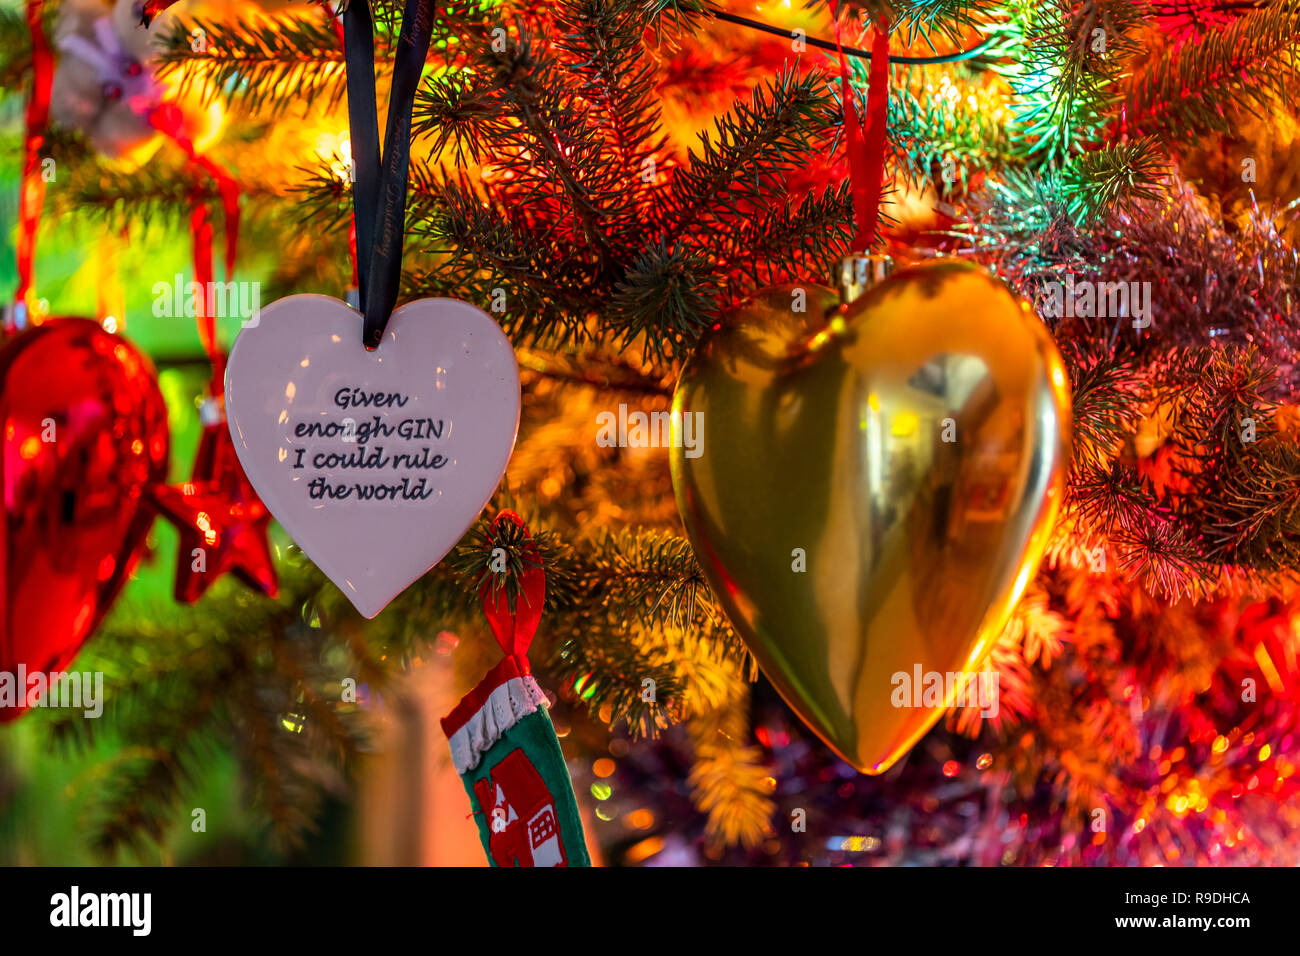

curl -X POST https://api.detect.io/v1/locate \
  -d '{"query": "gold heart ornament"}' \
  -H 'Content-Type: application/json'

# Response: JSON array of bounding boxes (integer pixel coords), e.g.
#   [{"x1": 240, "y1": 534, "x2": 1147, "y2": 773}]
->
[{"x1": 671, "y1": 259, "x2": 1071, "y2": 774}]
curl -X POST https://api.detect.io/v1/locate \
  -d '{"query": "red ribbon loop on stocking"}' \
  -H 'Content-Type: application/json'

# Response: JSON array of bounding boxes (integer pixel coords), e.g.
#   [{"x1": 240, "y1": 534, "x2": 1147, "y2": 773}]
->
[
  {"x1": 479, "y1": 511, "x2": 546, "y2": 664},
  {"x1": 829, "y1": 3, "x2": 891, "y2": 252}
]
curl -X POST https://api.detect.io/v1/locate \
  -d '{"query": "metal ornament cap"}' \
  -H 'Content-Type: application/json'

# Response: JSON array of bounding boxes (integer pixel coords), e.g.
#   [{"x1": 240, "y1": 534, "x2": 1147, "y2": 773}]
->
[
  {"x1": 837, "y1": 254, "x2": 895, "y2": 304},
  {"x1": 670, "y1": 260, "x2": 1071, "y2": 774},
  {"x1": 225, "y1": 294, "x2": 520, "y2": 618}
]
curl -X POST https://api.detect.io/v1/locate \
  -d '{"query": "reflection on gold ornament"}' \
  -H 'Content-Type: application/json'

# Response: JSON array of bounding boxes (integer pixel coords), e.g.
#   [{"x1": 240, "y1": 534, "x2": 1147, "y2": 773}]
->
[{"x1": 671, "y1": 259, "x2": 1071, "y2": 774}]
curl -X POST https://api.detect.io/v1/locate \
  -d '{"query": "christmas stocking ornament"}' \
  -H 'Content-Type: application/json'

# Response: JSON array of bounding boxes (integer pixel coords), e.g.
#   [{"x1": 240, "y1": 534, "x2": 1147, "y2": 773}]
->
[{"x1": 441, "y1": 512, "x2": 590, "y2": 867}]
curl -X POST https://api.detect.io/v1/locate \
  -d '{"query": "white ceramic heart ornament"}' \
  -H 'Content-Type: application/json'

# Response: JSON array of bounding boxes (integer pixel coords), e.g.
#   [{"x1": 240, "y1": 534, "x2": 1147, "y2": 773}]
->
[{"x1": 225, "y1": 294, "x2": 520, "y2": 618}]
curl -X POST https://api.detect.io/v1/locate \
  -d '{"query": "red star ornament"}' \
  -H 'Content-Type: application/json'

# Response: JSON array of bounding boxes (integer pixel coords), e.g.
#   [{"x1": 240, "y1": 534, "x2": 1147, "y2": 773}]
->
[{"x1": 152, "y1": 399, "x2": 278, "y2": 602}]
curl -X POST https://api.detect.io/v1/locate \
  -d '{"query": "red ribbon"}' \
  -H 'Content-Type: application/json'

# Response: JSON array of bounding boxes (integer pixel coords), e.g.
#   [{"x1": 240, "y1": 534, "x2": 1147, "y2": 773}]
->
[
  {"x1": 189, "y1": 201, "x2": 225, "y2": 394},
  {"x1": 135, "y1": 1, "x2": 240, "y2": 395},
  {"x1": 14, "y1": 0, "x2": 53, "y2": 323},
  {"x1": 479, "y1": 511, "x2": 546, "y2": 663},
  {"x1": 829, "y1": 3, "x2": 891, "y2": 252},
  {"x1": 150, "y1": 105, "x2": 241, "y2": 282},
  {"x1": 149, "y1": 104, "x2": 239, "y2": 397}
]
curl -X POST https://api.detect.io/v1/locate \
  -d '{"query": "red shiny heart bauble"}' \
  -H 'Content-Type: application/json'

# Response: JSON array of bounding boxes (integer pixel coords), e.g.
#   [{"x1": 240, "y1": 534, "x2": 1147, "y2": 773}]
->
[{"x1": 0, "y1": 318, "x2": 168, "y2": 720}]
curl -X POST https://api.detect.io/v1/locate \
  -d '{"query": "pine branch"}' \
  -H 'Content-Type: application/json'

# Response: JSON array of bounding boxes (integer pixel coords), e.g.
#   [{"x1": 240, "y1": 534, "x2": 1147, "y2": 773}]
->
[
  {"x1": 552, "y1": 0, "x2": 669, "y2": 247},
  {"x1": 642, "y1": 0, "x2": 710, "y2": 37},
  {"x1": 687, "y1": 693, "x2": 775, "y2": 850},
  {"x1": 475, "y1": 18, "x2": 623, "y2": 268},
  {"x1": 1125, "y1": 0, "x2": 1300, "y2": 137},
  {"x1": 414, "y1": 172, "x2": 603, "y2": 344},
  {"x1": 660, "y1": 67, "x2": 838, "y2": 241},
  {"x1": 153, "y1": 13, "x2": 354, "y2": 112},
  {"x1": 434, "y1": 509, "x2": 751, "y2": 735},
  {"x1": 967, "y1": 169, "x2": 1300, "y2": 599},
  {"x1": 1166, "y1": 348, "x2": 1300, "y2": 572},
  {"x1": 724, "y1": 182, "x2": 855, "y2": 288},
  {"x1": 290, "y1": 160, "x2": 361, "y2": 235},
  {"x1": 582, "y1": 528, "x2": 726, "y2": 629},
  {"x1": 1069, "y1": 460, "x2": 1163, "y2": 540},
  {"x1": 515, "y1": 346, "x2": 675, "y2": 397},
  {"x1": 1059, "y1": 135, "x2": 1167, "y2": 222},
  {"x1": 446, "y1": 514, "x2": 731, "y2": 635},
  {"x1": 0, "y1": 5, "x2": 34, "y2": 94},
  {"x1": 892, "y1": 0, "x2": 1004, "y2": 47},
  {"x1": 79, "y1": 733, "x2": 214, "y2": 861},
  {"x1": 412, "y1": 70, "x2": 511, "y2": 166},
  {"x1": 43, "y1": 561, "x2": 369, "y2": 859},
  {"x1": 548, "y1": 621, "x2": 686, "y2": 737},
  {"x1": 606, "y1": 240, "x2": 719, "y2": 355},
  {"x1": 1113, "y1": 518, "x2": 1207, "y2": 599},
  {"x1": 61, "y1": 159, "x2": 275, "y2": 233},
  {"x1": 1063, "y1": 349, "x2": 1147, "y2": 473},
  {"x1": 990, "y1": 0, "x2": 1150, "y2": 158},
  {"x1": 884, "y1": 67, "x2": 1019, "y2": 189},
  {"x1": 409, "y1": 5, "x2": 857, "y2": 361}
]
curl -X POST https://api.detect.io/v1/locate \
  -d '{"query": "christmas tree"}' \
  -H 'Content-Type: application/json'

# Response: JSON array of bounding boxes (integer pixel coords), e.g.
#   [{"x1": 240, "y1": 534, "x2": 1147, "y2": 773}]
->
[{"x1": 2, "y1": 0, "x2": 1300, "y2": 867}]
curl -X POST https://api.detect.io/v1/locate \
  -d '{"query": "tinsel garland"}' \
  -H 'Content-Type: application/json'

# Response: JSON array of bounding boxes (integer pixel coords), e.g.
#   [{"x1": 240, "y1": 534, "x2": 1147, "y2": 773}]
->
[{"x1": 969, "y1": 174, "x2": 1300, "y2": 391}]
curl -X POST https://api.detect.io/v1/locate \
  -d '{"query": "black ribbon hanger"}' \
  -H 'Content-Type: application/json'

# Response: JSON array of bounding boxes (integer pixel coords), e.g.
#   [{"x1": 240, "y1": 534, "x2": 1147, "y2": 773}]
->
[{"x1": 342, "y1": 0, "x2": 434, "y2": 349}]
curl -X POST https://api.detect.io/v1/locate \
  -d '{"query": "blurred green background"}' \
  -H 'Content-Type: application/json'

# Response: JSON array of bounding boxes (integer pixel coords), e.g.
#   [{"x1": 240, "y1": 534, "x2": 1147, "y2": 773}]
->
[{"x1": 0, "y1": 77, "x2": 347, "y2": 863}]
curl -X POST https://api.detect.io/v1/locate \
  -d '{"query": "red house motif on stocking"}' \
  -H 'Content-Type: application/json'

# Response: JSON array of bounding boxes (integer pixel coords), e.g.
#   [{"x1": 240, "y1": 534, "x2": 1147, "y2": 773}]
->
[{"x1": 473, "y1": 748, "x2": 567, "y2": 867}]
